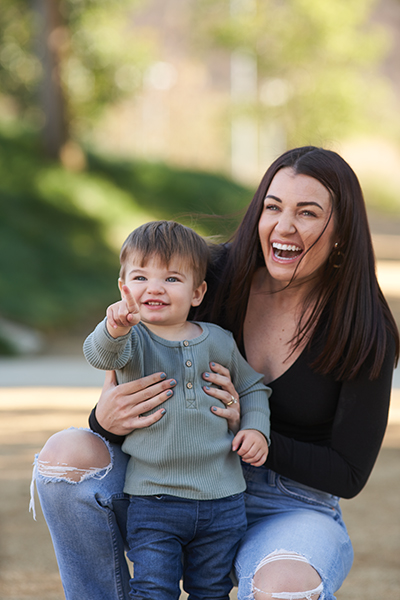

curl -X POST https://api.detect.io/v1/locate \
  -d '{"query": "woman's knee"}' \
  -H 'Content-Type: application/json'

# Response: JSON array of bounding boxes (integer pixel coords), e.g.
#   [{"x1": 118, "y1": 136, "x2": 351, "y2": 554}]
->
[
  {"x1": 252, "y1": 552, "x2": 322, "y2": 600},
  {"x1": 37, "y1": 429, "x2": 111, "y2": 482}
]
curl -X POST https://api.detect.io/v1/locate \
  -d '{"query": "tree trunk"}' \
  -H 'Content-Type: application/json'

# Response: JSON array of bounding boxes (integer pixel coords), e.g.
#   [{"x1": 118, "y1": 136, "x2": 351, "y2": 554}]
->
[{"x1": 34, "y1": 0, "x2": 68, "y2": 159}]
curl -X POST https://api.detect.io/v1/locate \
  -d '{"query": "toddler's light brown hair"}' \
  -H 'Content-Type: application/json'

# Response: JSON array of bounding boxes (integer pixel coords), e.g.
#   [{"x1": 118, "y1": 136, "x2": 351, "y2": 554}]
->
[{"x1": 119, "y1": 221, "x2": 210, "y2": 288}]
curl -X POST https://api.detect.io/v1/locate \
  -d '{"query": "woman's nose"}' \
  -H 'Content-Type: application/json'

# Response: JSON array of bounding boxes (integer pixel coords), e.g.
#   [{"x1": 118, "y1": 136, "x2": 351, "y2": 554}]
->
[{"x1": 274, "y1": 211, "x2": 296, "y2": 235}]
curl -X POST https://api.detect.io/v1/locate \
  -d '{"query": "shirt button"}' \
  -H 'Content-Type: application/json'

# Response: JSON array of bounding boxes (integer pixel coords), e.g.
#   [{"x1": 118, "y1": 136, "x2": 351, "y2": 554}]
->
[
  {"x1": 183, "y1": 340, "x2": 189, "y2": 347},
  {"x1": 186, "y1": 382, "x2": 193, "y2": 389},
  {"x1": 185, "y1": 360, "x2": 192, "y2": 367}
]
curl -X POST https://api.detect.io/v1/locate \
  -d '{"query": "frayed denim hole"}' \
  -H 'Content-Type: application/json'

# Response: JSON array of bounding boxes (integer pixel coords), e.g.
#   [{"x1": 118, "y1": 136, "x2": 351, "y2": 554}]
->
[
  {"x1": 29, "y1": 431, "x2": 114, "y2": 520},
  {"x1": 251, "y1": 551, "x2": 324, "y2": 600}
]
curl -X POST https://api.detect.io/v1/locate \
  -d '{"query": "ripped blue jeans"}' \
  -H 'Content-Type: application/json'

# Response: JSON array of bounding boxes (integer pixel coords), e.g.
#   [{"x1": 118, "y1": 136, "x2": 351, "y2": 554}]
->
[
  {"x1": 32, "y1": 432, "x2": 353, "y2": 600},
  {"x1": 235, "y1": 464, "x2": 354, "y2": 600},
  {"x1": 32, "y1": 432, "x2": 131, "y2": 600}
]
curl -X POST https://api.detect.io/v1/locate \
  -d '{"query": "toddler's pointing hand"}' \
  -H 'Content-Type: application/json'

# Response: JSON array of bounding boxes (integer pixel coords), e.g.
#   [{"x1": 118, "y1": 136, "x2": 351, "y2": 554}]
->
[{"x1": 106, "y1": 285, "x2": 140, "y2": 337}]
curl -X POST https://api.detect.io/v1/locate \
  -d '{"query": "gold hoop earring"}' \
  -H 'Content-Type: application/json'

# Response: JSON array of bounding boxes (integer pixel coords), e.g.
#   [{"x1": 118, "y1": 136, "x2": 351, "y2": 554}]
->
[{"x1": 329, "y1": 242, "x2": 343, "y2": 269}]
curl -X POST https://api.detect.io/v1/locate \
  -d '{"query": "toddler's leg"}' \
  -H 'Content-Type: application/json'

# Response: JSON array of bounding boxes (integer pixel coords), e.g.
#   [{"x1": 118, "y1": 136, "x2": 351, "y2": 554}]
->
[
  {"x1": 126, "y1": 496, "x2": 183, "y2": 600},
  {"x1": 183, "y1": 493, "x2": 247, "y2": 600}
]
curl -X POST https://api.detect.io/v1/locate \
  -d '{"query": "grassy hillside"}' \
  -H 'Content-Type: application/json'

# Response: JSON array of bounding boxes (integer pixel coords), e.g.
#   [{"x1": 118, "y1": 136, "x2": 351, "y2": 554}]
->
[{"x1": 0, "y1": 128, "x2": 251, "y2": 352}]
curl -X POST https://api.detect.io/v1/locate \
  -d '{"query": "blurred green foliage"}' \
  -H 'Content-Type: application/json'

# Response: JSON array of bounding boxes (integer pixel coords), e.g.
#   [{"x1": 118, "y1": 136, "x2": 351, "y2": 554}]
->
[
  {"x1": 194, "y1": 0, "x2": 392, "y2": 145},
  {"x1": 58, "y1": 0, "x2": 154, "y2": 135},
  {"x1": 0, "y1": 129, "x2": 118, "y2": 333},
  {"x1": 0, "y1": 0, "x2": 38, "y2": 108},
  {"x1": 1, "y1": 0, "x2": 394, "y2": 156},
  {"x1": 0, "y1": 127, "x2": 251, "y2": 350},
  {"x1": 85, "y1": 152, "x2": 251, "y2": 236},
  {"x1": 0, "y1": 0, "x2": 153, "y2": 136}
]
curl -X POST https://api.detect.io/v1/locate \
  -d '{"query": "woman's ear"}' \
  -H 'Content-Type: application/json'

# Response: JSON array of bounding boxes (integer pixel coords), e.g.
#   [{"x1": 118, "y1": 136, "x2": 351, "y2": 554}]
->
[{"x1": 191, "y1": 281, "x2": 207, "y2": 307}]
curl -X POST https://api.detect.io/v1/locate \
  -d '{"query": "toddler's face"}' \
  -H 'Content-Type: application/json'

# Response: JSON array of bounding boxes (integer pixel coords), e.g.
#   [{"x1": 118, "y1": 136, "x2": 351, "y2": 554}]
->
[{"x1": 119, "y1": 255, "x2": 206, "y2": 329}]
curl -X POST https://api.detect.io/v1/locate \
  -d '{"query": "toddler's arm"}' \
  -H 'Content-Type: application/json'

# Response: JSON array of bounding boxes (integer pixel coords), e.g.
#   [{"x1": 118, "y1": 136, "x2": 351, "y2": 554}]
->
[
  {"x1": 106, "y1": 285, "x2": 140, "y2": 338},
  {"x1": 232, "y1": 429, "x2": 269, "y2": 467}
]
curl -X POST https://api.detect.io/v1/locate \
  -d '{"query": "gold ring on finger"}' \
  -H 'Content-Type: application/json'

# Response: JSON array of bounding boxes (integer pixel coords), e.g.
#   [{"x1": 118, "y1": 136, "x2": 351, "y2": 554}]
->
[{"x1": 226, "y1": 395, "x2": 237, "y2": 406}]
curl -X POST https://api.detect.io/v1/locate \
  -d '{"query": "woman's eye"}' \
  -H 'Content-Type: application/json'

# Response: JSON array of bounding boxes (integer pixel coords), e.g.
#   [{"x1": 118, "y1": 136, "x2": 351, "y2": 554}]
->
[
  {"x1": 265, "y1": 203, "x2": 279, "y2": 211},
  {"x1": 300, "y1": 210, "x2": 317, "y2": 217}
]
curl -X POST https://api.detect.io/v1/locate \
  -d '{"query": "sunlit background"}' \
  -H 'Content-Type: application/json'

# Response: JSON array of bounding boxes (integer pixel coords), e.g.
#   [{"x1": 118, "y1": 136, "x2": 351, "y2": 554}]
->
[
  {"x1": 1, "y1": 0, "x2": 400, "y2": 348},
  {"x1": 0, "y1": 2, "x2": 400, "y2": 598}
]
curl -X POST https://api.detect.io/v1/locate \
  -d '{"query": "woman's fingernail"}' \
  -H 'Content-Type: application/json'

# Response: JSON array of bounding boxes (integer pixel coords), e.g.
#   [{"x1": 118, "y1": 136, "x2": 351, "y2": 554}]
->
[
  {"x1": 204, "y1": 372, "x2": 210, "y2": 378},
  {"x1": 161, "y1": 409, "x2": 166, "y2": 415},
  {"x1": 204, "y1": 386, "x2": 210, "y2": 391},
  {"x1": 160, "y1": 372, "x2": 166, "y2": 380},
  {"x1": 166, "y1": 390, "x2": 173, "y2": 397},
  {"x1": 210, "y1": 362, "x2": 215, "y2": 367},
  {"x1": 169, "y1": 379, "x2": 177, "y2": 386},
  {"x1": 211, "y1": 406, "x2": 217, "y2": 412}
]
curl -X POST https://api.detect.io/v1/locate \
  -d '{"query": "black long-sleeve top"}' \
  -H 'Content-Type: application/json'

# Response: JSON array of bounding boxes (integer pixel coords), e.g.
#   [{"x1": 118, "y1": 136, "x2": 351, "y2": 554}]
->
[
  {"x1": 261, "y1": 336, "x2": 394, "y2": 498},
  {"x1": 89, "y1": 247, "x2": 396, "y2": 500}
]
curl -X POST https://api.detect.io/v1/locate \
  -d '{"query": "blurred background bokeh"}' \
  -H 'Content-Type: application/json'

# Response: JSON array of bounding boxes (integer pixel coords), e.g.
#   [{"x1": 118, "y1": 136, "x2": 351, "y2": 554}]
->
[{"x1": 1, "y1": 0, "x2": 400, "y2": 351}]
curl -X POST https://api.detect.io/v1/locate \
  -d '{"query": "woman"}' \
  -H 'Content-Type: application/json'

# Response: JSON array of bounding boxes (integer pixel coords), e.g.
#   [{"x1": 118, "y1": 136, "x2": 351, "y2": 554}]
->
[{"x1": 35, "y1": 146, "x2": 399, "y2": 600}]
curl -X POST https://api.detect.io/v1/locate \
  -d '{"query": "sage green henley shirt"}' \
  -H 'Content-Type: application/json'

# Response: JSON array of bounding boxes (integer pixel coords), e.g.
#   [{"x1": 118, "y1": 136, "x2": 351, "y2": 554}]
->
[{"x1": 84, "y1": 320, "x2": 271, "y2": 500}]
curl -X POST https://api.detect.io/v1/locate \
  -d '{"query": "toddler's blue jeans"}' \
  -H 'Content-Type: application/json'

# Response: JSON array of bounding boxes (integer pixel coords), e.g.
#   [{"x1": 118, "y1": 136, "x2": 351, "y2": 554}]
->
[{"x1": 126, "y1": 493, "x2": 247, "y2": 600}]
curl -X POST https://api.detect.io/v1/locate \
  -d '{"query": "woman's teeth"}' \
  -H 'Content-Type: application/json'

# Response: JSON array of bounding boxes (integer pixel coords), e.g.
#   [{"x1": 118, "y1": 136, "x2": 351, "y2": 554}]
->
[
  {"x1": 273, "y1": 243, "x2": 301, "y2": 251},
  {"x1": 272, "y1": 242, "x2": 302, "y2": 259}
]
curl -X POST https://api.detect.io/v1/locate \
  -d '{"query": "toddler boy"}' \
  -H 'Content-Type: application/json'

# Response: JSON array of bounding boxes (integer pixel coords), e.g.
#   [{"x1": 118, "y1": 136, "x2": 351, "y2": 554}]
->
[{"x1": 84, "y1": 220, "x2": 271, "y2": 600}]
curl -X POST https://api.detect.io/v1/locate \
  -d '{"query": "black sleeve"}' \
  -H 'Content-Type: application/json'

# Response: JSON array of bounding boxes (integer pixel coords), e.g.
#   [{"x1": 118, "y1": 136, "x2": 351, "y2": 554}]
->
[
  {"x1": 265, "y1": 336, "x2": 395, "y2": 499},
  {"x1": 88, "y1": 406, "x2": 126, "y2": 445}
]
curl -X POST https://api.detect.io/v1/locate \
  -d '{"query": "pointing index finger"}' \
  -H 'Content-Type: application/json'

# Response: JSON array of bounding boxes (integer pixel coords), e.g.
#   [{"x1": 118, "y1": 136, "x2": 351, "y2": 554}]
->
[{"x1": 121, "y1": 285, "x2": 139, "y2": 314}]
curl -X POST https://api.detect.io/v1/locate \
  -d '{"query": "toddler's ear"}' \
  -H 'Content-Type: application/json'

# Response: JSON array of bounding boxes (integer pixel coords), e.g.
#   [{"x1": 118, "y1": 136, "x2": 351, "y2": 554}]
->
[
  {"x1": 118, "y1": 278, "x2": 124, "y2": 296},
  {"x1": 191, "y1": 281, "x2": 207, "y2": 307}
]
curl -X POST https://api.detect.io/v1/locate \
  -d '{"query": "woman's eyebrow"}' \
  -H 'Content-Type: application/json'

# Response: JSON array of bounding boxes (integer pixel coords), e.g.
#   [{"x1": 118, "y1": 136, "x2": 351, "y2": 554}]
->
[
  {"x1": 265, "y1": 195, "x2": 323, "y2": 210},
  {"x1": 297, "y1": 201, "x2": 323, "y2": 209}
]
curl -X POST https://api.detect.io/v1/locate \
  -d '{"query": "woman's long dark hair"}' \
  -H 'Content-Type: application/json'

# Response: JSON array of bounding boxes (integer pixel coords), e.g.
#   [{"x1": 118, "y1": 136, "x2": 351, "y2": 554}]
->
[{"x1": 205, "y1": 146, "x2": 399, "y2": 380}]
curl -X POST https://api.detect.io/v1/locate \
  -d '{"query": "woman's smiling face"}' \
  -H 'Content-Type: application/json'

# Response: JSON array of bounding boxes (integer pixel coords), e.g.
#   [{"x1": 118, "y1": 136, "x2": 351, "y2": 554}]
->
[{"x1": 258, "y1": 167, "x2": 336, "y2": 288}]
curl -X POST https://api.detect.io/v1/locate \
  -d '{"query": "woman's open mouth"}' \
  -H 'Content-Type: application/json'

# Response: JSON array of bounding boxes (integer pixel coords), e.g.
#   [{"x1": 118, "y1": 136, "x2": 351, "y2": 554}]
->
[{"x1": 272, "y1": 242, "x2": 303, "y2": 261}]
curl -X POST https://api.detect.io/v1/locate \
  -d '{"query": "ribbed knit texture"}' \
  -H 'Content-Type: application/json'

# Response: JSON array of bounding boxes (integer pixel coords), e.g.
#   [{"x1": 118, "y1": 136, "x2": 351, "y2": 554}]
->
[{"x1": 84, "y1": 320, "x2": 271, "y2": 499}]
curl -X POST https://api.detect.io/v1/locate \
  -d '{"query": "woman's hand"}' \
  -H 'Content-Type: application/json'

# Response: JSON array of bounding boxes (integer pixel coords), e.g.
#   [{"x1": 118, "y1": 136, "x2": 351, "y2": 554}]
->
[
  {"x1": 203, "y1": 362, "x2": 241, "y2": 434},
  {"x1": 95, "y1": 370, "x2": 177, "y2": 436}
]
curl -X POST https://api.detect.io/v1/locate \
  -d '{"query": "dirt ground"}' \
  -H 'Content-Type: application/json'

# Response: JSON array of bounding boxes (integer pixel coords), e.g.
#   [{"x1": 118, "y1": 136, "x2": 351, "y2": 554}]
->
[{"x1": 0, "y1": 386, "x2": 399, "y2": 600}]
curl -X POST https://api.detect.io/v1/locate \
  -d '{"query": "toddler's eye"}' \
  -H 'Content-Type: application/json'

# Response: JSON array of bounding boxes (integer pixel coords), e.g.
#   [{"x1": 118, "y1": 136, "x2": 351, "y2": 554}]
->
[
  {"x1": 166, "y1": 277, "x2": 179, "y2": 283},
  {"x1": 133, "y1": 276, "x2": 146, "y2": 281}
]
